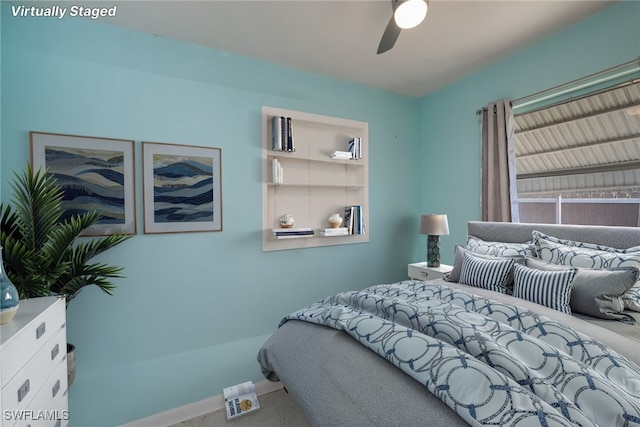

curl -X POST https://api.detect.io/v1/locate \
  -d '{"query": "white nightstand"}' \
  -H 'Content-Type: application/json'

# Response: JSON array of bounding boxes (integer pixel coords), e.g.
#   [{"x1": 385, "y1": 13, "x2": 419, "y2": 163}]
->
[{"x1": 407, "y1": 262, "x2": 452, "y2": 281}]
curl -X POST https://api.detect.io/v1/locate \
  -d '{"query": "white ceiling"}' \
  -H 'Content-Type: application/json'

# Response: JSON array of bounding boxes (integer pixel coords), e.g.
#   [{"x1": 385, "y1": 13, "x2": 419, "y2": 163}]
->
[{"x1": 95, "y1": 0, "x2": 615, "y2": 97}]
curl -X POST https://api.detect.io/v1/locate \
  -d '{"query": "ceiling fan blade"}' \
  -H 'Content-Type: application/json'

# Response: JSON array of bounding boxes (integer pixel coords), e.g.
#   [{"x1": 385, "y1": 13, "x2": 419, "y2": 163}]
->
[{"x1": 377, "y1": 15, "x2": 401, "y2": 54}]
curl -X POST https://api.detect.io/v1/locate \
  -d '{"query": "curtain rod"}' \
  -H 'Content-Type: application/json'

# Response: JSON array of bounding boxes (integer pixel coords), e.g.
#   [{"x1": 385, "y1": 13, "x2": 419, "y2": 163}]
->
[
  {"x1": 512, "y1": 57, "x2": 640, "y2": 108},
  {"x1": 515, "y1": 77, "x2": 639, "y2": 116},
  {"x1": 475, "y1": 58, "x2": 640, "y2": 115}
]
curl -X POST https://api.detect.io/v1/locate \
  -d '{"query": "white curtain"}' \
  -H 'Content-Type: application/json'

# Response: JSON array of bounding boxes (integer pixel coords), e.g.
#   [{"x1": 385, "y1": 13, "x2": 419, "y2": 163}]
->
[{"x1": 481, "y1": 99, "x2": 519, "y2": 222}]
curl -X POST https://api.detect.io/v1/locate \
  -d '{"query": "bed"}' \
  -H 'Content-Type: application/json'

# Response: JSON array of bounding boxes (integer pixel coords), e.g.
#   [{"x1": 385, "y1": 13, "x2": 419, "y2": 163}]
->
[{"x1": 257, "y1": 221, "x2": 640, "y2": 426}]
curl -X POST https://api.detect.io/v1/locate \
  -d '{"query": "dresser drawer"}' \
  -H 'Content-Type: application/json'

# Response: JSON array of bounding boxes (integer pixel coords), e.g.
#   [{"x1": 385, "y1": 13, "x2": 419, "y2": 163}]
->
[
  {"x1": 7, "y1": 358, "x2": 69, "y2": 427},
  {"x1": 1, "y1": 298, "x2": 65, "y2": 388},
  {"x1": 1, "y1": 325, "x2": 67, "y2": 413}
]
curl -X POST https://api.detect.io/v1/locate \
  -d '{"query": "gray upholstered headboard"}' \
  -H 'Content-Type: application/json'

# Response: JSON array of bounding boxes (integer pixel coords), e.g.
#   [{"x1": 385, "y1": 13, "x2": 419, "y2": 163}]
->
[{"x1": 468, "y1": 221, "x2": 640, "y2": 249}]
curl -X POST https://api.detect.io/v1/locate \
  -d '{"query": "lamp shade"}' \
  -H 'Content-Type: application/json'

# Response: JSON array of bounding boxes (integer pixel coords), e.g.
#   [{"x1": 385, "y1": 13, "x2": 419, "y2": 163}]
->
[
  {"x1": 394, "y1": 0, "x2": 428, "y2": 30},
  {"x1": 420, "y1": 214, "x2": 449, "y2": 236}
]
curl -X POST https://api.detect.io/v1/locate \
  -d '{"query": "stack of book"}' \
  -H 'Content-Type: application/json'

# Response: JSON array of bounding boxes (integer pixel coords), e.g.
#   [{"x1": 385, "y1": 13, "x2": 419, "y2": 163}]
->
[
  {"x1": 344, "y1": 205, "x2": 365, "y2": 235},
  {"x1": 272, "y1": 227, "x2": 314, "y2": 239},
  {"x1": 318, "y1": 227, "x2": 349, "y2": 236},
  {"x1": 271, "y1": 116, "x2": 295, "y2": 152},
  {"x1": 331, "y1": 150, "x2": 352, "y2": 160},
  {"x1": 348, "y1": 137, "x2": 362, "y2": 159}
]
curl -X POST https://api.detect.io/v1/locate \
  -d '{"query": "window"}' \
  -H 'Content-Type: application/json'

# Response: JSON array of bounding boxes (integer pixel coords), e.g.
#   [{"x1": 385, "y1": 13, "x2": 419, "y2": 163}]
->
[{"x1": 512, "y1": 61, "x2": 640, "y2": 227}]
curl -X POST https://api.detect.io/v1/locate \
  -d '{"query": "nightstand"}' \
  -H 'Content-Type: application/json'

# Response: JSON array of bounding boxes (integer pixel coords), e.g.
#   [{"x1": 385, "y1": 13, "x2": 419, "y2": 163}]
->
[{"x1": 407, "y1": 262, "x2": 452, "y2": 281}]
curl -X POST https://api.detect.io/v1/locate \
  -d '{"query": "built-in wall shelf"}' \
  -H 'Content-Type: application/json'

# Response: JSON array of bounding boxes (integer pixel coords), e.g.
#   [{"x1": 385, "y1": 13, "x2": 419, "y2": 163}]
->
[{"x1": 262, "y1": 106, "x2": 369, "y2": 251}]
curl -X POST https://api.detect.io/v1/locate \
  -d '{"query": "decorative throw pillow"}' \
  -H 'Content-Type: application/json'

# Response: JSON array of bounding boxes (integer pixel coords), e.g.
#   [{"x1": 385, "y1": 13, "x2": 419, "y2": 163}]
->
[
  {"x1": 532, "y1": 231, "x2": 640, "y2": 254},
  {"x1": 466, "y1": 235, "x2": 536, "y2": 257},
  {"x1": 458, "y1": 251, "x2": 515, "y2": 294},
  {"x1": 513, "y1": 263, "x2": 577, "y2": 314},
  {"x1": 532, "y1": 230, "x2": 640, "y2": 312},
  {"x1": 444, "y1": 245, "x2": 523, "y2": 290},
  {"x1": 524, "y1": 257, "x2": 638, "y2": 323}
]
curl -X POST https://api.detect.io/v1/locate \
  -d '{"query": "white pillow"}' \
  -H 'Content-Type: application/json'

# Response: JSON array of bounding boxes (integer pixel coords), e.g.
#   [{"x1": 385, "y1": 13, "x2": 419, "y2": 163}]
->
[{"x1": 466, "y1": 235, "x2": 535, "y2": 257}]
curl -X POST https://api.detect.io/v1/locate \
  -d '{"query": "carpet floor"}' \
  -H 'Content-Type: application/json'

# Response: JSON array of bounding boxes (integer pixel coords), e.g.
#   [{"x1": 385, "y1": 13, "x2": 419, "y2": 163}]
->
[{"x1": 168, "y1": 389, "x2": 310, "y2": 427}]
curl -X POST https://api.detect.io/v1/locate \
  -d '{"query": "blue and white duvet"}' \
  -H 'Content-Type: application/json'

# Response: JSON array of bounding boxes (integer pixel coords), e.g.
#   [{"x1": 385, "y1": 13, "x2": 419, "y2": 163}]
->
[{"x1": 281, "y1": 281, "x2": 640, "y2": 427}]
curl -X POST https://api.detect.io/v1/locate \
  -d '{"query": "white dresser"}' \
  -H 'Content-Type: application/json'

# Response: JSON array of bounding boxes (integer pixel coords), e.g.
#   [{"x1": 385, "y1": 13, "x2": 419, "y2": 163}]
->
[{"x1": 1, "y1": 297, "x2": 69, "y2": 427}]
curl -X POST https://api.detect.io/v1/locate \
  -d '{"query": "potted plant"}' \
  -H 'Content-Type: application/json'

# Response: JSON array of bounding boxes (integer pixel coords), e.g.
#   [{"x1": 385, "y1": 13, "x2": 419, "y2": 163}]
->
[{"x1": 0, "y1": 163, "x2": 132, "y2": 386}]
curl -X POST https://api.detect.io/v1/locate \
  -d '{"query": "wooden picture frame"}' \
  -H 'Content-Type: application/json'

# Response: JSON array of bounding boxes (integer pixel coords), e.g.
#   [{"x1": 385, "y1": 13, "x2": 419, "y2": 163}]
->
[
  {"x1": 30, "y1": 131, "x2": 136, "y2": 236},
  {"x1": 142, "y1": 142, "x2": 222, "y2": 233}
]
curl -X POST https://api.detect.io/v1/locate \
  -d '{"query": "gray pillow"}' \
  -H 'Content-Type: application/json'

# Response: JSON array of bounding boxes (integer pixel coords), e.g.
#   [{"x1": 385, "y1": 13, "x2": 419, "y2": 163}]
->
[
  {"x1": 444, "y1": 245, "x2": 524, "y2": 288},
  {"x1": 524, "y1": 257, "x2": 638, "y2": 324}
]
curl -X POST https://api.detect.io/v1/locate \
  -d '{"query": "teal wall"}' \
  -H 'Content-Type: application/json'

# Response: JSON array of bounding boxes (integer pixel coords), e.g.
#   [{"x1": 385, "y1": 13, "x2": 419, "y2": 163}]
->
[
  {"x1": 1, "y1": 6, "x2": 420, "y2": 426},
  {"x1": 419, "y1": 1, "x2": 640, "y2": 260},
  {"x1": 1, "y1": 2, "x2": 638, "y2": 425}
]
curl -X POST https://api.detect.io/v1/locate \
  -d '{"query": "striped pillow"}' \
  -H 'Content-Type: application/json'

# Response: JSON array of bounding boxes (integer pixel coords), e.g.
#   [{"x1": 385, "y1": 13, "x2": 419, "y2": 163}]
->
[
  {"x1": 513, "y1": 264, "x2": 577, "y2": 314},
  {"x1": 459, "y1": 251, "x2": 515, "y2": 293}
]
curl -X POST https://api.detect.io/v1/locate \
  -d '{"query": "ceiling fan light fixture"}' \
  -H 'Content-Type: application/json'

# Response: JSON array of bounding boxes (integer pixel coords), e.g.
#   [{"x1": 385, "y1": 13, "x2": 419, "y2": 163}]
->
[{"x1": 394, "y1": 0, "x2": 428, "y2": 30}]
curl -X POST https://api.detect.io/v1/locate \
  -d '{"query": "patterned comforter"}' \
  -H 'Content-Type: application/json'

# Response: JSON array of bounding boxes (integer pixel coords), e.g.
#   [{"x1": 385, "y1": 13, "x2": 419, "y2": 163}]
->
[{"x1": 281, "y1": 280, "x2": 640, "y2": 427}]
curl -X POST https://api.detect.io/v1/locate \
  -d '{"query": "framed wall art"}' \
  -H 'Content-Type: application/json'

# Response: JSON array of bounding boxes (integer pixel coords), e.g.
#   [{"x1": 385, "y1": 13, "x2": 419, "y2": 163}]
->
[
  {"x1": 30, "y1": 131, "x2": 136, "y2": 236},
  {"x1": 142, "y1": 142, "x2": 222, "y2": 233}
]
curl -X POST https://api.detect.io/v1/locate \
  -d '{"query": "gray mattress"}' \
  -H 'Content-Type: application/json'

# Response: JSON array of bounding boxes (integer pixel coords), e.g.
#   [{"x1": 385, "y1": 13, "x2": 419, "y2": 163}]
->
[
  {"x1": 259, "y1": 319, "x2": 469, "y2": 427},
  {"x1": 257, "y1": 221, "x2": 640, "y2": 426}
]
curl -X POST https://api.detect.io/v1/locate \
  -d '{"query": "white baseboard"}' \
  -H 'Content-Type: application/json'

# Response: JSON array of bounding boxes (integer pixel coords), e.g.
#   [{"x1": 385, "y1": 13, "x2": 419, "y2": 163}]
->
[{"x1": 119, "y1": 380, "x2": 284, "y2": 427}]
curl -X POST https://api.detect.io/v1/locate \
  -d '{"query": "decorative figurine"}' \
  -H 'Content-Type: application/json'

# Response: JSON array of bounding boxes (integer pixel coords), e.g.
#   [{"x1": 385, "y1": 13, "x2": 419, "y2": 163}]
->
[{"x1": 279, "y1": 214, "x2": 295, "y2": 228}]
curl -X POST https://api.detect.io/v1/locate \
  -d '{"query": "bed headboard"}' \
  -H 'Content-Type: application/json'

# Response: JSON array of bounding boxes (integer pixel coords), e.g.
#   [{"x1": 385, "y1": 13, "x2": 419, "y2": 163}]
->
[{"x1": 467, "y1": 221, "x2": 640, "y2": 249}]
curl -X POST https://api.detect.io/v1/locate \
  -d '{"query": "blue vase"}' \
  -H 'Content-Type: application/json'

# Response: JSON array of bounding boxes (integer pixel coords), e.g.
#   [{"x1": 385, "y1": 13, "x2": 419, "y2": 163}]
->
[{"x1": 0, "y1": 246, "x2": 19, "y2": 324}]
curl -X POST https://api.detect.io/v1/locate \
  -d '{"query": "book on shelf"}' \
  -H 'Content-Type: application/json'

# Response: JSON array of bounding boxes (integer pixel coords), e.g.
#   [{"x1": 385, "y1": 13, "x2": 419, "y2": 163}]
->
[
  {"x1": 223, "y1": 381, "x2": 260, "y2": 420},
  {"x1": 271, "y1": 158, "x2": 283, "y2": 184},
  {"x1": 319, "y1": 227, "x2": 349, "y2": 236},
  {"x1": 271, "y1": 116, "x2": 295, "y2": 152},
  {"x1": 272, "y1": 227, "x2": 312, "y2": 232},
  {"x1": 286, "y1": 117, "x2": 295, "y2": 152},
  {"x1": 271, "y1": 116, "x2": 284, "y2": 151},
  {"x1": 348, "y1": 137, "x2": 362, "y2": 160},
  {"x1": 343, "y1": 205, "x2": 365, "y2": 235},
  {"x1": 331, "y1": 150, "x2": 352, "y2": 159},
  {"x1": 344, "y1": 206, "x2": 354, "y2": 234},
  {"x1": 272, "y1": 227, "x2": 314, "y2": 237},
  {"x1": 274, "y1": 234, "x2": 313, "y2": 239}
]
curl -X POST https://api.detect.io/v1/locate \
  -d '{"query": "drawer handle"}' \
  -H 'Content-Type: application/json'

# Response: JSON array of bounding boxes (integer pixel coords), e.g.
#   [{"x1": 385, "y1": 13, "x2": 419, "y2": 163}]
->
[
  {"x1": 420, "y1": 271, "x2": 429, "y2": 277},
  {"x1": 36, "y1": 322, "x2": 46, "y2": 339},
  {"x1": 18, "y1": 379, "x2": 30, "y2": 402},
  {"x1": 52, "y1": 379, "x2": 61, "y2": 397},
  {"x1": 52, "y1": 343, "x2": 60, "y2": 360}
]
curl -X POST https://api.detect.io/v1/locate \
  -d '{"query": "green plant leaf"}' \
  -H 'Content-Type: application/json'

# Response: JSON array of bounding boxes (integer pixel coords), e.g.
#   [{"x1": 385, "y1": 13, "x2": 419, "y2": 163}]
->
[{"x1": 0, "y1": 163, "x2": 131, "y2": 304}]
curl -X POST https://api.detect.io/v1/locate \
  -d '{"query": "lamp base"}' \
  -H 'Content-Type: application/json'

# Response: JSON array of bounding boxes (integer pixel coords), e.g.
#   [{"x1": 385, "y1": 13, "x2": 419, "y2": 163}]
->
[{"x1": 427, "y1": 235, "x2": 441, "y2": 268}]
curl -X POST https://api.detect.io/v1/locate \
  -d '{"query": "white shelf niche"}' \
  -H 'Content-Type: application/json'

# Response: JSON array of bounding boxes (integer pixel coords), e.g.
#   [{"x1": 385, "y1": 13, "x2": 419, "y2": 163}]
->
[{"x1": 262, "y1": 106, "x2": 369, "y2": 251}]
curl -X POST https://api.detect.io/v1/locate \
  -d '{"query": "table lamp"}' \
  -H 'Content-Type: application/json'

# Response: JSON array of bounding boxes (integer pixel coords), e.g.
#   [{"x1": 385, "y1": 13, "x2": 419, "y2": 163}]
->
[{"x1": 420, "y1": 214, "x2": 449, "y2": 267}]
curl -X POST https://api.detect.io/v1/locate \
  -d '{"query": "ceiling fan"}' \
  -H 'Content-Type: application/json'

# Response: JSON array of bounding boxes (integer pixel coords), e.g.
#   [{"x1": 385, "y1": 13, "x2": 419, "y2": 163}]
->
[{"x1": 377, "y1": 0, "x2": 429, "y2": 54}]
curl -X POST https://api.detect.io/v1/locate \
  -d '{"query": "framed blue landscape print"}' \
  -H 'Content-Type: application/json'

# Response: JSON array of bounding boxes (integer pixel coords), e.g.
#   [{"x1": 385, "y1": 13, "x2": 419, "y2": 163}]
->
[
  {"x1": 30, "y1": 131, "x2": 136, "y2": 236},
  {"x1": 142, "y1": 142, "x2": 222, "y2": 233}
]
